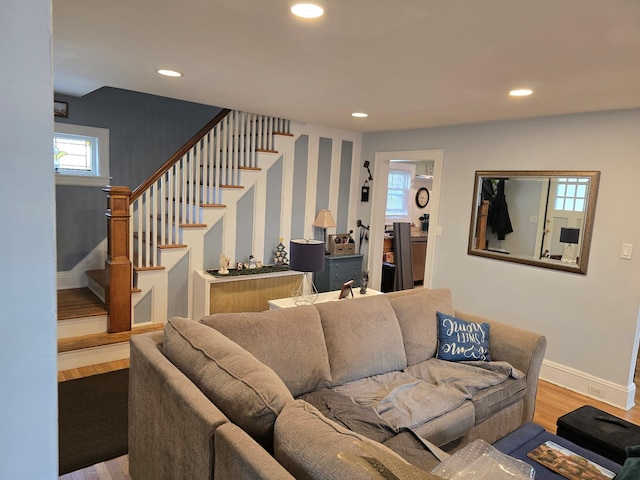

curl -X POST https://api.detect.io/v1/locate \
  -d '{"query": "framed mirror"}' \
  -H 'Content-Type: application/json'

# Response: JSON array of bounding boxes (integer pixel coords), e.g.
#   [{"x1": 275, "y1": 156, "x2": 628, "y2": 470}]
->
[{"x1": 468, "y1": 170, "x2": 600, "y2": 274}]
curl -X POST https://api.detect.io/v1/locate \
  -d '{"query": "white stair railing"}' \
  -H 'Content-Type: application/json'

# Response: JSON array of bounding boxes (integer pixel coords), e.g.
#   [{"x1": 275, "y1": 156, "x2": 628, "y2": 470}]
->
[{"x1": 130, "y1": 109, "x2": 290, "y2": 269}]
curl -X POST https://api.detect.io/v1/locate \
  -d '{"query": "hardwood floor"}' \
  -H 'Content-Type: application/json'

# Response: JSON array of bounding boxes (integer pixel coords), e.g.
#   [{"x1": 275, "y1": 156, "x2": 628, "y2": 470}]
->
[
  {"x1": 58, "y1": 359, "x2": 129, "y2": 382},
  {"x1": 58, "y1": 360, "x2": 640, "y2": 479}
]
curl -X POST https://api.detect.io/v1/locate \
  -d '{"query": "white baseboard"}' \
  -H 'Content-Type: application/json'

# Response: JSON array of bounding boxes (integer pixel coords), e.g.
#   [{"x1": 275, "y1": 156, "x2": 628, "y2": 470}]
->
[
  {"x1": 540, "y1": 359, "x2": 636, "y2": 411},
  {"x1": 57, "y1": 238, "x2": 107, "y2": 289}
]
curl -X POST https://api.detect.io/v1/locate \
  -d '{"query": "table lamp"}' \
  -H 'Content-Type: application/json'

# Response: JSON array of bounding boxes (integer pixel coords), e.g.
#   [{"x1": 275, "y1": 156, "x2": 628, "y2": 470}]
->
[
  {"x1": 560, "y1": 227, "x2": 580, "y2": 265},
  {"x1": 289, "y1": 239, "x2": 325, "y2": 305},
  {"x1": 312, "y1": 209, "x2": 336, "y2": 253}
]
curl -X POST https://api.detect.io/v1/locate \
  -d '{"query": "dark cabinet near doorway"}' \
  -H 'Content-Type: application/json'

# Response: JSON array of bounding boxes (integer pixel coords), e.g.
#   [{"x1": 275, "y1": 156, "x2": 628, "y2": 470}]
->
[{"x1": 315, "y1": 254, "x2": 363, "y2": 292}]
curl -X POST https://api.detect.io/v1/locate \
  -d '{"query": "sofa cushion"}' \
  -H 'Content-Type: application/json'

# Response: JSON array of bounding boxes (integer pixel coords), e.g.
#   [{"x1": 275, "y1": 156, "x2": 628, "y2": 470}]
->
[
  {"x1": 200, "y1": 306, "x2": 331, "y2": 397},
  {"x1": 471, "y1": 376, "x2": 526, "y2": 424},
  {"x1": 334, "y1": 370, "x2": 469, "y2": 433},
  {"x1": 436, "y1": 311, "x2": 491, "y2": 362},
  {"x1": 315, "y1": 295, "x2": 407, "y2": 386},
  {"x1": 386, "y1": 288, "x2": 455, "y2": 366},
  {"x1": 163, "y1": 317, "x2": 293, "y2": 448},
  {"x1": 412, "y1": 400, "x2": 476, "y2": 446},
  {"x1": 274, "y1": 400, "x2": 435, "y2": 480}
]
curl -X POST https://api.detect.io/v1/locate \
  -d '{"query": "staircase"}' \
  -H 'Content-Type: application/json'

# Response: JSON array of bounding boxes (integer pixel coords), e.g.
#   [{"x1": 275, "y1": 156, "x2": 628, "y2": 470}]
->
[{"x1": 57, "y1": 109, "x2": 293, "y2": 369}]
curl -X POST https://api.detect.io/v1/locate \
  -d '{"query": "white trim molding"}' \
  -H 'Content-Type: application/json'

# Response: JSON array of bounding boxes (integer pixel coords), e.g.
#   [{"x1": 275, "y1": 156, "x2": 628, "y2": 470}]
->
[{"x1": 540, "y1": 359, "x2": 636, "y2": 411}]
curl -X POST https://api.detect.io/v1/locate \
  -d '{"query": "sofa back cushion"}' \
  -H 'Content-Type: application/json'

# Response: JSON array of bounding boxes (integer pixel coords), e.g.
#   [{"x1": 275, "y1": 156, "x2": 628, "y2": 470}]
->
[
  {"x1": 200, "y1": 306, "x2": 332, "y2": 397},
  {"x1": 315, "y1": 295, "x2": 406, "y2": 386},
  {"x1": 163, "y1": 317, "x2": 293, "y2": 448},
  {"x1": 386, "y1": 288, "x2": 455, "y2": 366}
]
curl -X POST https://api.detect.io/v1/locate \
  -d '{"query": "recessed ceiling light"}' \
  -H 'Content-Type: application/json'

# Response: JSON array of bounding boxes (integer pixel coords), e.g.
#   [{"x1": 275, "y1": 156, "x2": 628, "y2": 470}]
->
[
  {"x1": 157, "y1": 69, "x2": 182, "y2": 77},
  {"x1": 291, "y1": 3, "x2": 324, "y2": 19},
  {"x1": 352, "y1": 112, "x2": 368, "y2": 118},
  {"x1": 509, "y1": 88, "x2": 533, "y2": 97}
]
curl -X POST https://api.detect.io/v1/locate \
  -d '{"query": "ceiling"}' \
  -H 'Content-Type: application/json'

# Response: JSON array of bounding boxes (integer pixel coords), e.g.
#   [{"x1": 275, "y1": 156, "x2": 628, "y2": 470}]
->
[{"x1": 53, "y1": 0, "x2": 640, "y2": 133}]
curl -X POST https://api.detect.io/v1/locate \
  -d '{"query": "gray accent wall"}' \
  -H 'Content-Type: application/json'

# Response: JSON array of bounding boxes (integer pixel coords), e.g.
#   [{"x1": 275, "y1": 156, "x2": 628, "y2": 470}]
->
[
  {"x1": 291, "y1": 135, "x2": 309, "y2": 239},
  {"x1": 133, "y1": 291, "x2": 152, "y2": 325},
  {"x1": 316, "y1": 137, "x2": 332, "y2": 209},
  {"x1": 204, "y1": 219, "x2": 224, "y2": 270},
  {"x1": 167, "y1": 253, "x2": 190, "y2": 319},
  {"x1": 264, "y1": 156, "x2": 284, "y2": 263},
  {"x1": 54, "y1": 87, "x2": 222, "y2": 271},
  {"x1": 235, "y1": 186, "x2": 255, "y2": 263},
  {"x1": 337, "y1": 140, "x2": 354, "y2": 233}
]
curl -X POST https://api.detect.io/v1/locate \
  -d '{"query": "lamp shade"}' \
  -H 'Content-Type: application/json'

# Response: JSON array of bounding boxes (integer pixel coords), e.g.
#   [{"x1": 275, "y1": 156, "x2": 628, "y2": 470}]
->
[
  {"x1": 289, "y1": 239, "x2": 325, "y2": 272},
  {"x1": 312, "y1": 209, "x2": 336, "y2": 229},
  {"x1": 559, "y1": 227, "x2": 580, "y2": 244}
]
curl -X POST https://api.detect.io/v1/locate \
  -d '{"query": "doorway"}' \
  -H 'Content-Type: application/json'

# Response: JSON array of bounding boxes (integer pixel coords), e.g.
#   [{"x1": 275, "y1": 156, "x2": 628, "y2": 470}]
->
[{"x1": 367, "y1": 150, "x2": 444, "y2": 291}]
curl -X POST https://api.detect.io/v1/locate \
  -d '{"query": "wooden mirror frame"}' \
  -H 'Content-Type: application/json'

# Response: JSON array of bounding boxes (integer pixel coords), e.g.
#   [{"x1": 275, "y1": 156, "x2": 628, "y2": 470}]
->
[{"x1": 468, "y1": 170, "x2": 600, "y2": 274}]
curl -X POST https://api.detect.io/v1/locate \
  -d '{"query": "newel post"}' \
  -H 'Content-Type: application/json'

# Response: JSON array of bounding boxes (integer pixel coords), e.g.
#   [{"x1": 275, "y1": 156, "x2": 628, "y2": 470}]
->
[{"x1": 103, "y1": 185, "x2": 132, "y2": 333}]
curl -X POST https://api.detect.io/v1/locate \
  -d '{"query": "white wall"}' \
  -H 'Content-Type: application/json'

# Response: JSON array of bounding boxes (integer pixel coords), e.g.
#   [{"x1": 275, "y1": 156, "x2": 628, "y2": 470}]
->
[
  {"x1": 0, "y1": 0, "x2": 58, "y2": 477},
  {"x1": 361, "y1": 109, "x2": 640, "y2": 407}
]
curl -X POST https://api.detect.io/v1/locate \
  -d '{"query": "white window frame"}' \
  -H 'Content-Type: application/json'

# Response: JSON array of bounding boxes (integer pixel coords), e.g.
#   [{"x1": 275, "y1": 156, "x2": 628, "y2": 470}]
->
[
  {"x1": 54, "y1": 122, "x2": 110, "y2": 186},
  {"x1": 385, "y1": 162, "x2": 416, "y2": 222},
  {"x1": 554, "y1": 177, "x2": 588, "y2": 213}
]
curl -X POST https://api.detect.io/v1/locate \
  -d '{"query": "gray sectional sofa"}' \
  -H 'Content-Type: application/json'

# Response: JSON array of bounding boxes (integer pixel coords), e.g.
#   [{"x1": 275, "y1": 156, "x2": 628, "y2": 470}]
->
[{"x1": 129, "y1": 288, "x2": 546, "y2": 479}]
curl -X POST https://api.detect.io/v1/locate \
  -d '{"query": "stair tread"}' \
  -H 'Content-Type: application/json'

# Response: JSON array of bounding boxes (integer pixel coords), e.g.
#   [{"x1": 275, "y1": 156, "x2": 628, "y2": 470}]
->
[
  {"x1": 86, "y1": 269, "x2": 105, "y2": 286},
  {"x1": 57, "y1": 323, "x2": 165, "y2": 353},
  {"x1": 58, "y1": 288, "x2": 107, "y2": 321}
]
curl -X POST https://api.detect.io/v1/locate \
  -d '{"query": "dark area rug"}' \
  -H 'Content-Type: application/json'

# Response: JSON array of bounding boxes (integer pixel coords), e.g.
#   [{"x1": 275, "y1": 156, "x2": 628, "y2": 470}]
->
[{"x1": 58, "y1": 368, "x2": 129, "y2": 475}]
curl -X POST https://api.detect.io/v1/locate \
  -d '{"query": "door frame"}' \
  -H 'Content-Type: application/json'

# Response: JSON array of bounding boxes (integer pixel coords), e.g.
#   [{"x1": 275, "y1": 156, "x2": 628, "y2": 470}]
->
[{"x1": 368, "y1": 149, "x2": 444, "y2": 291}]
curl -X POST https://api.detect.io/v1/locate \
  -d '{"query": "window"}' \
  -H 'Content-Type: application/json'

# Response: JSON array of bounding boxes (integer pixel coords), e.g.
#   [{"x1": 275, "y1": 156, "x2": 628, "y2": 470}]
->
[
  {"x1": 54, "y1": 123, "x2": 109, "y2": 186},
  {"x1": 385, "y1": 165, "x2": 414, "y2": 219},
  {"x1": 554, "y1": 177, "x2": 588, "y2": 212}
]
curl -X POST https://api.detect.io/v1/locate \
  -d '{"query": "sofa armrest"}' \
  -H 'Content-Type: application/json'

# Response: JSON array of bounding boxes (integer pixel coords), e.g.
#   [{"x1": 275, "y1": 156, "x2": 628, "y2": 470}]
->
[
  {"x1": 214, "y1": 423, "x2": 295, "y2": 480},
  {"x1": 454, "y1": 311, "x2": 547, "y2": 424},
  {"x1": 129, "y1": 331, "x2": 228, "y2": 480}
]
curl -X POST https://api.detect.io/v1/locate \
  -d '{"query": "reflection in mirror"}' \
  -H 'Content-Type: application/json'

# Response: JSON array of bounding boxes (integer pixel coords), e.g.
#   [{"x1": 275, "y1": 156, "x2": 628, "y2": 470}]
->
[{"x1": 468, "y1": 171, "x2": 600, "y2": 274}]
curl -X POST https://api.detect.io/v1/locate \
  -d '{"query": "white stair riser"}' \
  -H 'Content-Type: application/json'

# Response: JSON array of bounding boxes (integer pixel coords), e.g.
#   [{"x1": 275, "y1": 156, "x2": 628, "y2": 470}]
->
[
  {"x1": 58, "y1": 315, "x2": 108, "y2": 339},
  {"x1": 87, "y1": 276, "x2": 105, "y2": 302},
  {"x1": 58, "y1": 342, "x2": 130, "y2": 371}
]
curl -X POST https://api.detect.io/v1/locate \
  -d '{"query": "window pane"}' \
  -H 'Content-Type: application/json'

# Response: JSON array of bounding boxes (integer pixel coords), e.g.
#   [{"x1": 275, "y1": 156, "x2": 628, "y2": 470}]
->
[
  {"x1": 576, "y1": 185, "x2": 587, "y2": 198},
  {"x1": 556, "y1": 184, "x2": 566, "y2": 197},
  {"x1": 565, "y1": 198, "x2": 575, "y2": 211},
  {"x1": 575, "y1": 199, "x2": 585, "y2": 211},
  {"x1": 386, "y1": 169, "x2": 411, "y2": 217},
  {"x1": 54, "y1": 134, "x2": 94, "y2": 172},
  {"x1": 566, "y1": 184, "x2": 576, "y2": 197},
  {"x1": 554, "y1": 198, "x2": 564, "y2": 210}
]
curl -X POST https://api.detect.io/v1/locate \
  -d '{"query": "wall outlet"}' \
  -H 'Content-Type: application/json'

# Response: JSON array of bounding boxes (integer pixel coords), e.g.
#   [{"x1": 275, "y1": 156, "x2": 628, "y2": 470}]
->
[{"x1": 588, "y1": 384, "x2": 605, "y2": 398}]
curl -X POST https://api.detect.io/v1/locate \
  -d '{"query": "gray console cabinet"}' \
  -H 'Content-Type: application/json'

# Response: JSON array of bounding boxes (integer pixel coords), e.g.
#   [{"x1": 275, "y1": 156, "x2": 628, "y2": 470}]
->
[{"x1": 314, "y1": 254, "x2": 363, "y2": 293}]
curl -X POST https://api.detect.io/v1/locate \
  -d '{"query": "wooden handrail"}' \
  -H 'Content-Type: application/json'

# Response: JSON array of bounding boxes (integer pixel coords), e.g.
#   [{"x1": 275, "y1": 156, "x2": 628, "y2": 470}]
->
[{"x1": 130, "y1": 108, "x2": 231, "y2": 202}]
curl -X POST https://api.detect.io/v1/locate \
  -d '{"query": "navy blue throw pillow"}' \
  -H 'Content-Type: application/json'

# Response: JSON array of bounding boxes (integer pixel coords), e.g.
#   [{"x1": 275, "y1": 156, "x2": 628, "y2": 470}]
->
[{"x1": 436, "y1": 311, "x2": 491, "y2": 362}]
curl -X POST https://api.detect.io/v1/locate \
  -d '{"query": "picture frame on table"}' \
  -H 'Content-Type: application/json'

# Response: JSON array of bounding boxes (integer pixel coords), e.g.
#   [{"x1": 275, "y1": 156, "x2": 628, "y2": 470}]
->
[{"x1": 338, "y1": 280, "x2": 354, "y2": 299}]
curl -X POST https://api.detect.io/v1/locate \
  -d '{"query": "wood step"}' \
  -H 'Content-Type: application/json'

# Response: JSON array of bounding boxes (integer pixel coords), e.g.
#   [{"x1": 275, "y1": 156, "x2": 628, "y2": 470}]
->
[
  {"x1": 57, "y1": 287, "x2": 107, "y2": 321},
  {"x1": 87, "y1": 268, "x2": 140, "y2": 295},
  {"x1": 57, "y1": 323, "x2": 164, "y2": 353},
  {"x1": 86, "y1": 269, "x2": 105, "y2": 287}
]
